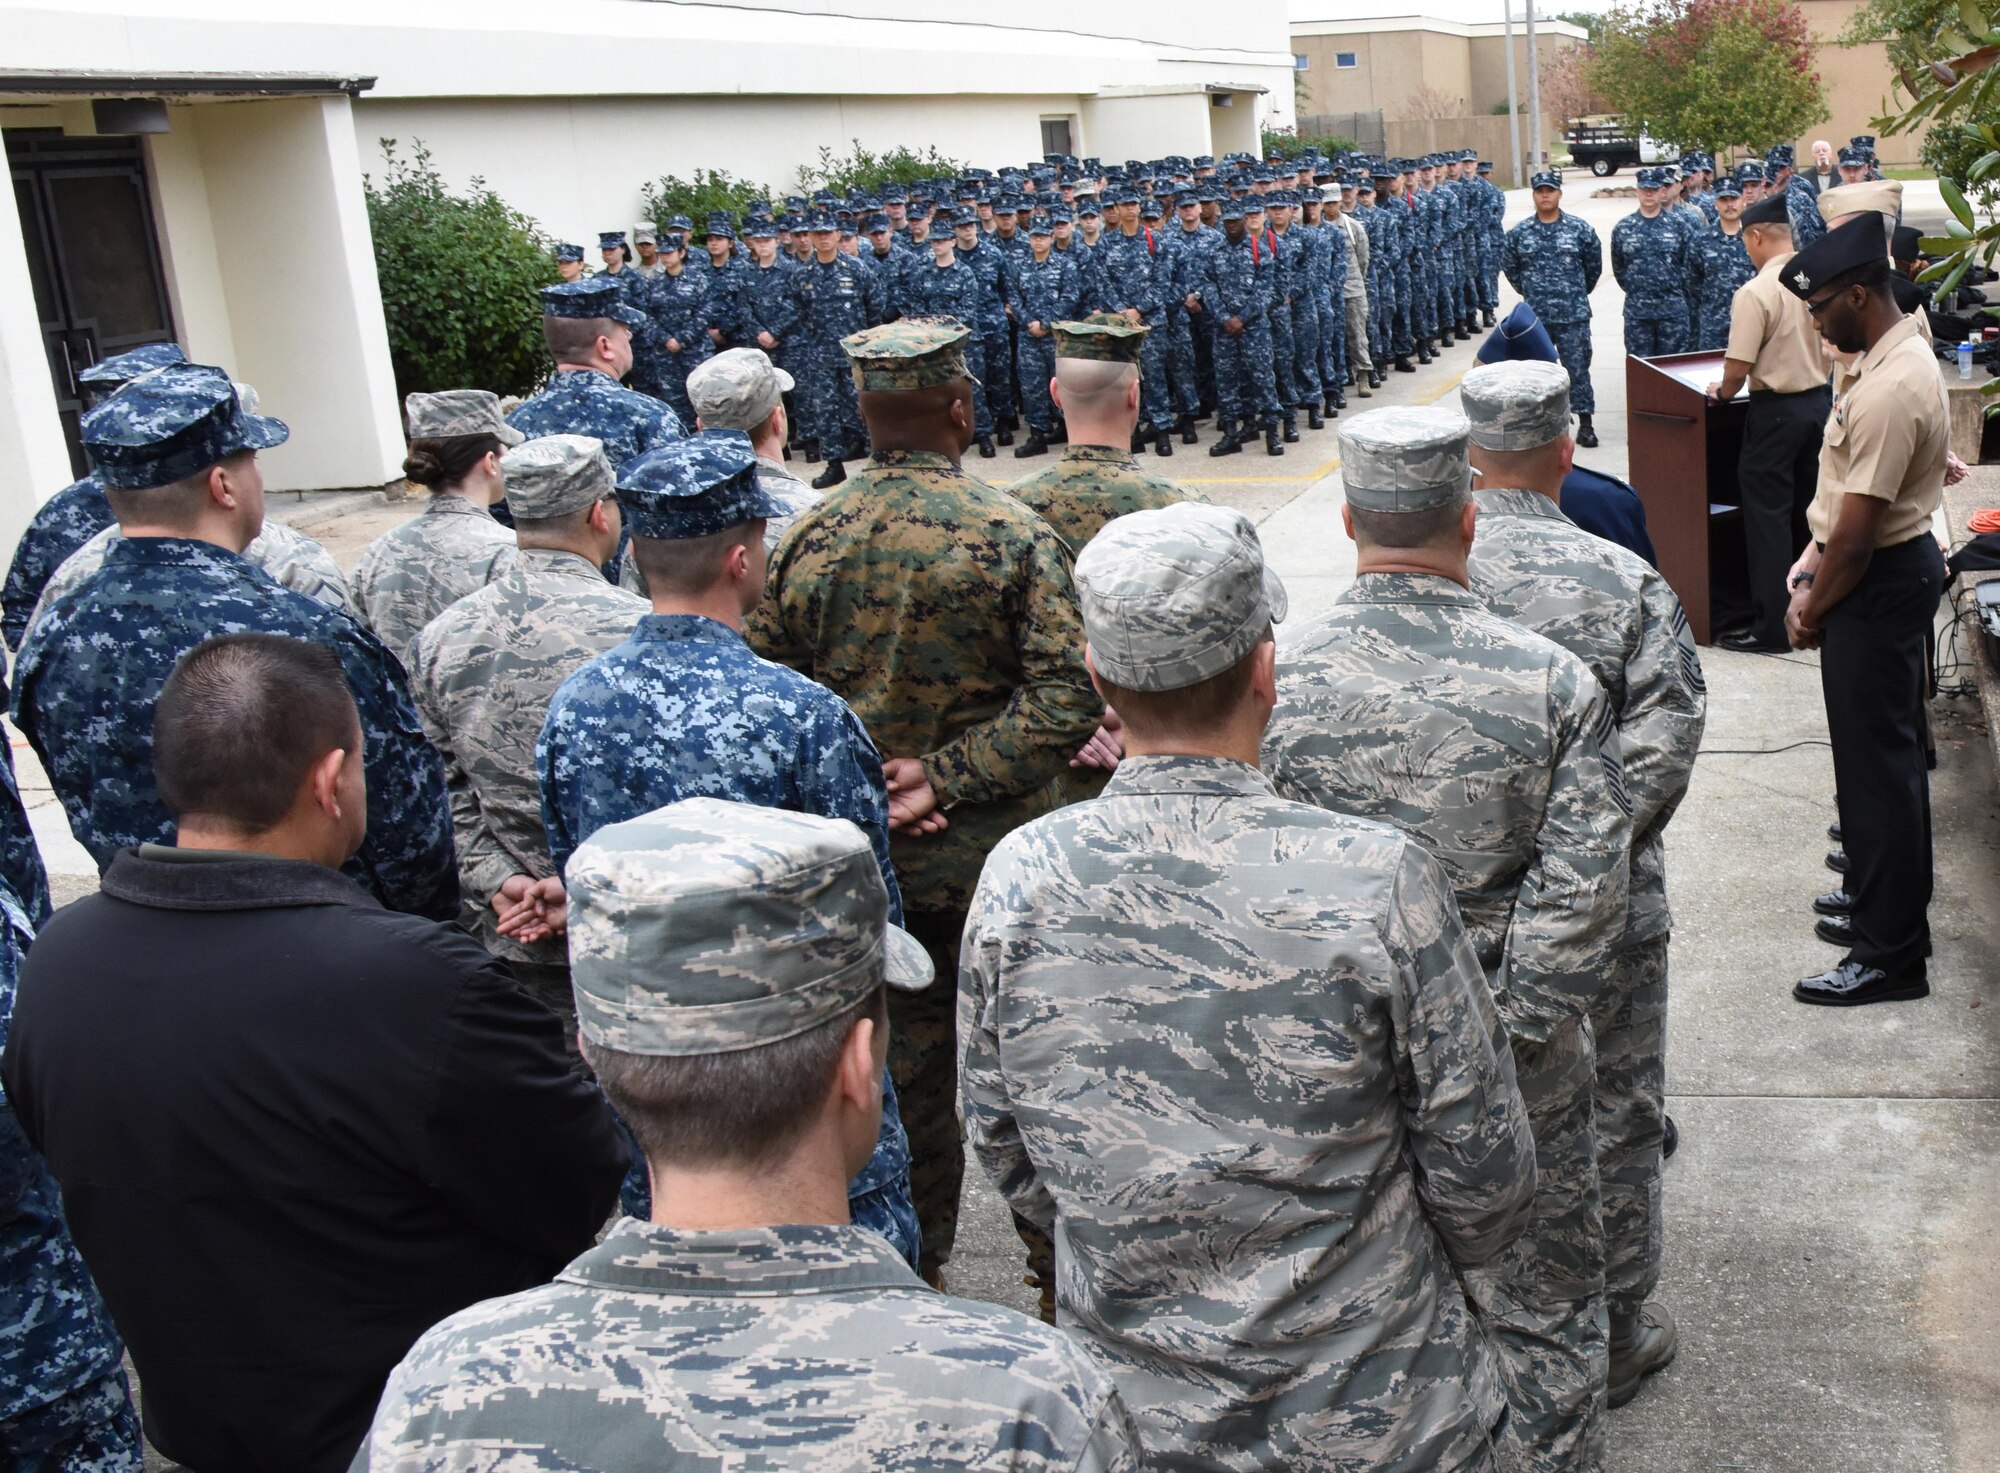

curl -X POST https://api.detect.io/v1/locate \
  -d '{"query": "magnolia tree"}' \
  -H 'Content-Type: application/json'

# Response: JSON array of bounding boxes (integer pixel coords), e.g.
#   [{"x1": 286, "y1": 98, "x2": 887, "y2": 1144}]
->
[{"x1": 1590, "y1": 0, "x2": 1828, "y2": 151}]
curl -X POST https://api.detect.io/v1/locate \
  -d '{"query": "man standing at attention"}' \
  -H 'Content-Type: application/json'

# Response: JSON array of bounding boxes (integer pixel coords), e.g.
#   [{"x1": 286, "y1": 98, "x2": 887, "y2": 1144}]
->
[{"x1": 1503, "y1": 172, "x2": 1604, "y2": 446}]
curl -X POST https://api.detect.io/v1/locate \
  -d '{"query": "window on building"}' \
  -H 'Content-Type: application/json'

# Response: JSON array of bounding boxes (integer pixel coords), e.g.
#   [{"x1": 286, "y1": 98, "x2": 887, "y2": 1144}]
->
[
  {"x1": 1040, "y1": 117, "x2": 1073, "y2": 157},
  {"x1": 1294, "y1": 53, "x2": 1310, "y2": 70},
  {"x1": 1335, "y1": 51, "x2": 1358, "y2": 68}
]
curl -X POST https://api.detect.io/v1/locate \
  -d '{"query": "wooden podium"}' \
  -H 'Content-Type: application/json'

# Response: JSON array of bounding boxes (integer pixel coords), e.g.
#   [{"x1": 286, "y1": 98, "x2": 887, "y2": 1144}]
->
[{"x1": 1625, "y1": 350, "x2": 1752, "y2": 645}]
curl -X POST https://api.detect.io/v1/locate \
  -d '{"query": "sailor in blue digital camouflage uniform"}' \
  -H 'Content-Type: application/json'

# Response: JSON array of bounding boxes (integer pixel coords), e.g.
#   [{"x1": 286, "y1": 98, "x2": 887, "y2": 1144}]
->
[
  {"x1": 1613, "y1": 168, "x2": 1694, "y2": 357},
  {"x1": 0, "y1": 879, "x2": 144, "y2": 1471},
  {"x1": 11, "y1": 364, "x2": 459, "y2": 922},
  {"x1": 952, "y1": 209, "x2": 1018, "y2": 444},
  {"x1": 537, "y1": 430, "x2": 919, "y2": 1262},
  {"x1": 1772, "y1": 144, "x2": 1827, "y2": 250},
  {"x1": 1688, "y1": 175, "x2": 1755, "y2": 351},
  {"x1": 643, "y1": 230, "x2": 714, "y2": 429},
  {"x1": 1503, "y1": 171, "x2": 1604, "y2": 446},
  {"x1": 1096, "y1": 189, "x2": 1176, "y2": 456},
  {"x1": 791, "y1": 211, "x2": 888, "y2": 490},
  {"x1": 3, "y1": 342, "x2": 186, "y2": 650},
  {"x1": 1007, "y1": 213, "x2": 1083, "y2": 457},
  {"x1": 1201, "y1": 199, "x2": 1284, "y2": 458}
]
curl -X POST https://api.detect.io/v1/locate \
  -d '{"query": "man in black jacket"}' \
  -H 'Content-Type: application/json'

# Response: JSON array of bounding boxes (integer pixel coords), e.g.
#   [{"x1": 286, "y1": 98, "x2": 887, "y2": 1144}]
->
[{"x1": 1, "y1": 633, "x2": 627, "y2": 1473}]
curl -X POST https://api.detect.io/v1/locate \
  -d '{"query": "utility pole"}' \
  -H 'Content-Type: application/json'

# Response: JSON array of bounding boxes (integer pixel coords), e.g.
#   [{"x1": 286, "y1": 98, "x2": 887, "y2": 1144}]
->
[
  {"x1": 1526, "y1": 0, "x2": 1543, "y2": 172},
  {"x1": 1504, "y1": 2, "x2": 1522, "y2": 188}
]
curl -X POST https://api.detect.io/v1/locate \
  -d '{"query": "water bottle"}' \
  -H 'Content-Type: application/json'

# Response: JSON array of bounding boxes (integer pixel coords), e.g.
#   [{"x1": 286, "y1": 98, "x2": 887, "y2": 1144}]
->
[{"x1": 1961, "y1": 341, "x2": 1976, "y2": 380}]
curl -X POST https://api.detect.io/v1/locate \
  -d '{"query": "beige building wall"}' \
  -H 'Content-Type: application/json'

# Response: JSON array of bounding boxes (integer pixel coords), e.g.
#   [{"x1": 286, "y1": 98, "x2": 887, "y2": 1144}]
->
[
  {"x1": 1795, "y1": 0, "x2": 1929, "y2": 167},
  {"x1": 1294, "y1": 21, "x2": 1580, "y2": 144}
]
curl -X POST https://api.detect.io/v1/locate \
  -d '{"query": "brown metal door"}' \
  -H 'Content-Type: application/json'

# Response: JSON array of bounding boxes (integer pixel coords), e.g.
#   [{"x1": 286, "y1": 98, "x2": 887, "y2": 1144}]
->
[{"x1": 8, "y1": 131, "x2": 176, "y2": 479}]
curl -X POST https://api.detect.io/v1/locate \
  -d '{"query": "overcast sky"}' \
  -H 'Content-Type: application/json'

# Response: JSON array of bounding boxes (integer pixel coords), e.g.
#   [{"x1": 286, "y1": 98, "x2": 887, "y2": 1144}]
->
[{"x1": 1289, "y1": 0, "x2": 1608, "y2": 25}]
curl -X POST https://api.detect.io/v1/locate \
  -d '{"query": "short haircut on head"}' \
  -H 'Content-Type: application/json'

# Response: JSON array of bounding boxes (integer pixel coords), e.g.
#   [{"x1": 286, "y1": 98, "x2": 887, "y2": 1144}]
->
[
  {"x1": 512, "y1": 501, "x2": 603, "y2": 544},
  {"x1": 153, "y1": 633, "x2": 360, "y2": 833},
  {"x1": 1093, "y1": 630, "x2": 1269, "y2": 743},
  {"x1": 102, "y1": 448, "x2": 254, "y2": 530},
  {"x1": 1347, "y1": 489, "x2": 1469, "y2": 550},
  {"x1": 544, "y1": 316, "x2": 621, "y2": 365},
  {"x1": 584, "y1": 986, "x2": 884, "y2": 1170},
  {"x1": 629, "y1": 521, "x2": 760, "y2": 598},
  {"x1": 1053, "y1": 357, "x2": 1137, "y2": 413}
]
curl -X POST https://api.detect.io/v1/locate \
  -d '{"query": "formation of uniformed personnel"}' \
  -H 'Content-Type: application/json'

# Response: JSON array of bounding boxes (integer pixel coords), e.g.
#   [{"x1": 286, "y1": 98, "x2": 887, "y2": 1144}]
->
[
  {"x1": 961, "y1": 498, "x2": 1538, "y2": 1469},
  {"x1": 1459, "y1": 361, "x2": 1708, "y2": 1414},
  {"x1": 1007, "y1": 316, "x2": 1201, "y2": 555},
  {"x1": 1779, "y1": 214, "x2": 1948, "y2": 1006},
  {"x1": 1265, "y1": 398, "x2": 1631, "y2": 1473},
  {"x1": 1703, "y1": 192, "x2": 1830, "y2": 653},
  {"x1": 351, "y1": 390, "x2": 520, "y2": 656},
  {"x1": 11, "y1": 364, "x2": 460, "y2": 922},
  {"x1": 1502, "y1": 171, "x2": 1604, "y2": 447},
  {"x1": 747, "y1": 319, "x2": 1101, "y2": 1295},
  {"x1": 354, "y1": 799, "x2": 1141, "y2": 1471}
]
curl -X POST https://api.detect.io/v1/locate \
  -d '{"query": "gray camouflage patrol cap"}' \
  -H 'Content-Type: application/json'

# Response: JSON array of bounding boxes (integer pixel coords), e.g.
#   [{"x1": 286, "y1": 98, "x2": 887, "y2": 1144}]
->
[
  {"x1": 567, "y1": 797, "x2": 933, "y2": 1057},
  {"x1": 404, "y1": 388, "x2": 526, "y2": 447},
  {"x1": 82, "y1": 363, "x2": 289, "y2": 491},
  {"x1": 687, "y1": 347, "x2": 794, "y2": 431},
  {"x1": 1076, "y1": 501, "x2": 1287, "y2": 693},
  {"x1": 1459, "y1": 361, "x2": 1572, "y2": 452},
  {"x1": 1337, "y1": 406, "x2": 1472, "y2": 512},
  {"x1": 500, "y1": 433, "x2": 614, "y2": 519}
]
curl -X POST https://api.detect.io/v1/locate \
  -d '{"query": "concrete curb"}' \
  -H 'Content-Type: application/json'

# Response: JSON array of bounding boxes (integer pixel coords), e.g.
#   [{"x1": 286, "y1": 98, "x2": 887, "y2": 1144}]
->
[{"x1": 264, "y1": 482, "x2": 413, "y2": 531}]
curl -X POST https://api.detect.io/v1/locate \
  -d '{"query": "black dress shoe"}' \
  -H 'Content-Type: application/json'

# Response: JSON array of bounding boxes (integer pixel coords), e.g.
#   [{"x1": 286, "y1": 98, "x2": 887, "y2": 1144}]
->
[
  {"x1": 1828, "y1": 821, "x2": 1842, "y2": 843},
  {"x1": 1826, "y1": 848, "x2": 1848, "y2": 874},
  {"x1": 1661, "y1": 1114, "x2": 1679, "y2": 1160},
  {"x1": 1813, "y1": 889, "x2": 1853, "y2": 916},
  {"x1": 1794, "y1": 959, "x2": 1929, "y2": 1006},
  {"x1": 1815, "y1": 914, "x2": 1854, "y2": 947},
  {"x1": 1718, "y1": 630, "x2": 1788, "y2": 653}
]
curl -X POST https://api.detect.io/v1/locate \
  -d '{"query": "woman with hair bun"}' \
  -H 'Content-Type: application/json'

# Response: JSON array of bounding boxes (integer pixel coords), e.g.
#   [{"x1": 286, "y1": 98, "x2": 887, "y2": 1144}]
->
[{"x1": 352, "y1": 391, "x2": 524, "y2": 656}]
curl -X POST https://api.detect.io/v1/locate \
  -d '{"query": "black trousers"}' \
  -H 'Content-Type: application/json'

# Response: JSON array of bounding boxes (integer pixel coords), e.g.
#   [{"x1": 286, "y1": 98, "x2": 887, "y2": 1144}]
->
[
  {"x1": 1821, "y1": 534, "x2": 1945, "y2": 973},
  {"x1": 1739, "y1": 387, "x2": 1831, "y2": 643}
]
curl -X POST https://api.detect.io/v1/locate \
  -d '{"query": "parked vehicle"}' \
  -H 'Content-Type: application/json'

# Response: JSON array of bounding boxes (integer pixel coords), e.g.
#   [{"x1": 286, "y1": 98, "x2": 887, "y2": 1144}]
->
[{"x1": 1564, "y1": 117, "x2": 1677, "y2": 177}]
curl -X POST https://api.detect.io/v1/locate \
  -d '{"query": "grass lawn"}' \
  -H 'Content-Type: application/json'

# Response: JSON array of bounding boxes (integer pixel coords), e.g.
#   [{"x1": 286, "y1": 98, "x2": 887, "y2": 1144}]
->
[{"x1": 1884, "y1": 166, "x2": 1936, "y2": 181}]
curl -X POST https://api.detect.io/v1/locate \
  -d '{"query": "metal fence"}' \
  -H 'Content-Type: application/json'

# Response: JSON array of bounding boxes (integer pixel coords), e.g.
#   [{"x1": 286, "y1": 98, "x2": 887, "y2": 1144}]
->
[{"x1": 1297, "y1": 111, "x2": 1387, "y2": 156}]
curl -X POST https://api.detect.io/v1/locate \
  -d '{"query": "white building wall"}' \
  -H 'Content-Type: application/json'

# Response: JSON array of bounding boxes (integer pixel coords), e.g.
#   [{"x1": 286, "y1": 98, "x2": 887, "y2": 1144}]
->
[
  {"x1": 0, "y1": 172, "x2": 73, "y2": 548},
  {"x1": 1078, "y1": 93, "x2": 1219, "y2": 167}
]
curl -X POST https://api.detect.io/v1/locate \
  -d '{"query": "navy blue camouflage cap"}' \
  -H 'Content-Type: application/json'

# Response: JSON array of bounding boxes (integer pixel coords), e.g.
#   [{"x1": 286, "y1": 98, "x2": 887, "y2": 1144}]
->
[
  {"x1": 705, "y1": 213, "x2": 737, "y2": 240},
  {"x1": 664, "y1": 213, "x2": 694, "y2": 234},
  {"x1": 615, "y1": 428, "x2": 789, "y2": 540},
  {"x1": 1027, "y1": 213, "x2": 1053, "y2": 235},
  {"x1": 598, "y1": 231, "x2": 628, "y2": 250},
  {"x1": 1636, "y1": 167, "x2": 1662, "y2": 189},
  {"x1": 1736, "y1": 160, "x2": 1767, "y2": 182},
  {"x1": 1193, "y1": 154, "x2": 1214, "y2": 168},
  {"x1": 567, "y1": 798, "x2": 933, "y2": 1057},
  {"x1": 1476, "y1": 159, "x2": 1494, "y2": 173},
  {"x1": 1077, "y1": 198, "x2": 1101, "y2": 217},
  {"x1": 554, "y1": 241, "x2": 584, "y2": 262},
  {"x1": 744, "y1": 216, "x2": 779, "y2": 239},
  {"x1": 1837, "y1": 144, "x2": 1867, "y2": 167},
  {"x1": 1048, "y1": 204, "x2": 1074, "y2": 223},
  {"x1": 1765, "y1": 144, "x2": 1795, "y2": 167},
  {"x1": 805, "y1": 211, "x2": 837, "y2": 232},
  {"x1": 1140, "y1": 196, "x2": 1164, "y2": 219},
  {"x1": 540, "y1": 278, "x2": 647, "y2": 330},
  {"x1": 1850, "y1": 133, "x2": 1876, "y2": 154},
  {"x1": 1712, "y1": 175, "x2": 1744, "y2": 199},
  {"x1": 1369, "y1": 160, "x2": 1397, "y2": 181},
  {"x1": 862, "y1": 212, "x2": 890, "y2": 232},
  {"x1": 1219, "y1": 197, "x2": 1246, "y2": 221},
  {"x1": 1531, "y1": 169, "x2": 1563, "y2": 190},
  {"x1": 1339, "y1": 406, "x2": 1472, "y2": 513},
  {"x1": 1076, "y1": 502, "x2": 1286, "y2": 693},
  {"x1": 82, "y1": 363, "x2": 289, "y2": 492},
  {"x1": 76, "y1": 341, "x2": 186, "y2": 389}
]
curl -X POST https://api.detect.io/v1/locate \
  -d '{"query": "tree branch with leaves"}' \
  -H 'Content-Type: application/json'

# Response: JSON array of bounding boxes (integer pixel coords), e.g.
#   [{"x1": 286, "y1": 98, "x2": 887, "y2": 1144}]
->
[{"x1": 1589, "y1": 0, "x2": 1827, "y2": 152}]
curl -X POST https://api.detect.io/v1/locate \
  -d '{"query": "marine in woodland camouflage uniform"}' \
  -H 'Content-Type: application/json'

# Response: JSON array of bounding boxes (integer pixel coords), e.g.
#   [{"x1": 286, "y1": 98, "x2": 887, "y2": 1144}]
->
[
  {"x1": 11, "y1": 365, "x2": 458, "y2": 922},
  {"x1": 354, "y1": 800, "x2": 1140, "y2": 1473},
  {"x1": 748, "y1": 319, "x2": 1101, "y2": 1281},
  {"x1": 351, "y1": 390, "x2": 520, "y2": 656},
  {"x1": 2, "y1": 342, "x2": 186, "y2": 650},
  {"x1": 1263, "y1": 399, "x2": 1631, "y2": 1473},
  {"x1": 1460, "y1": 361, "x2": 1707, "y2": 1408},
  {"x1": 404, "y1": 435, "x2": 646, "y2": 1003},
  {"x1": 538, "y1": 430, "x2": 918, "y2": 1265},
  {"x1": 0, "y1": 883, "x2": 144, "y2": 1471},
  {"x1": 1007, "y1": 317, "x2": 1201, "y2": 554},
  {"x1": 961, "y1": 500, "x2": 1537, "y2": 1472}
]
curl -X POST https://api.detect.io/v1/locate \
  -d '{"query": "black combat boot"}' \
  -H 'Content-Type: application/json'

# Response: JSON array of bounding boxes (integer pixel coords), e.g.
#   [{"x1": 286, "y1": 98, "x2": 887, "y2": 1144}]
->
[
  {"x1": 1131, "y1": 425, "x2": 1150, "y2": 453},
  {"x1": 1303, "y1": 404, "x2": 1321, "y2": 430},
  {"x1": 1014, "y1": 431, "x2": 1050, "y2": 458},
  {"x1": 1394, "y1": 356, "x2": 1416, "y2": 374},
  {"x1": 977, "y1": 434, "x2": 997, "y2": 458},
  {"x1": 1208, "y1": 419, "x2": 1243, "y2": 456},
  {"x1": 1329, "y1": 388, "x2": 1346, "y2": 411},
  {"x1": 996, "y1": 425, "x2": 1014, "y2": 447},
  {"x1": 1482, "y1": 307, "x2": 1496, "y2": 327},
  {"x1": 1178, "y1": 412, "x2": 1199, "y2": 445},
  {"x1": 811, "y1": 458, "x2": 845, "y2": 489},
  {"x1": 1264, "y1": 421, "x2": 1284, "y2": 456},
  {"x1": 802, "y1": 439, "x2": 821, "y2": 464},
  {"x1": 1282, "y1": 416, "x2": 1299, "y2": 443},
  {"x1": 1576, "y1": 413, "x2": 1599, "y2": 449},
  {"x1": 1417, "y1": 344, "x2": 1434, "y2": 365},
  {"x1": 1154, "y1": 429, "x2": 1173, "y2": 457}
]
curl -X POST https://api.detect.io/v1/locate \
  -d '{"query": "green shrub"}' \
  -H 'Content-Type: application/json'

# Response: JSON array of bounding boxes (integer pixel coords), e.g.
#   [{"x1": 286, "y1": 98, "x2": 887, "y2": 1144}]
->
[
  {"x1": 797, "y1": 140, "x2": 967, "y2": 196},
  {"x1": 365, "y1": 140, "x2": 558, "y2": 400},
  {"x1": 641, "y1": 168, "x2": 769, "y2": 242},
  {"x1": 1260, "y1": 125, "x2": 1360, "y2": 158}
]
